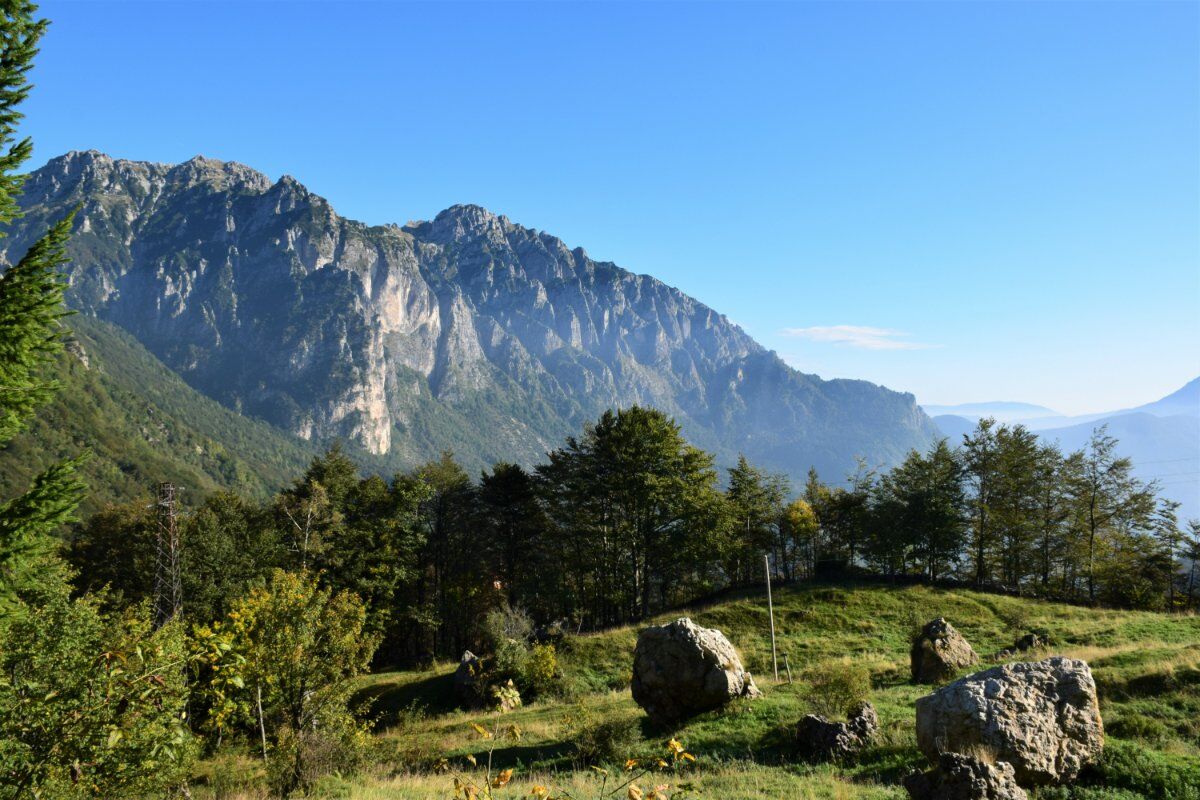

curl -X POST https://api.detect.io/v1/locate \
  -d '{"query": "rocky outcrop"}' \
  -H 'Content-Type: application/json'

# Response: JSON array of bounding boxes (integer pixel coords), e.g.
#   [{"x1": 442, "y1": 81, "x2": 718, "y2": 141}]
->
[
  {"x1": 904, "y1": 753, "x2": 1028, "y2": 800},
  {"x1": 915, "y1": 656, "x2": 1103, "y2": 786},
  {"x1": 630, "y1": 617, "x2": 761, "y2": 725},
  {"x1": 0, "y1": 151, "x2": 940, "y2": 480},
  {"x1": 794, "y1": 701, "x2": 879, "y2": 762},
  {"x1": 454, "y1": 650, "x2": 485, "y2": 709},
  {"x1": 911, "y1": 618, "x2": 978, "y2": 684}
]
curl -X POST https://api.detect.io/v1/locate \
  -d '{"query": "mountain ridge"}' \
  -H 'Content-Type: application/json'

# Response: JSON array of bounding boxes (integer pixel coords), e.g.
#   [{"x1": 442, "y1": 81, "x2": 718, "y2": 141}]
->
[{"x1": 1, "y1": 150, "x2": 939, "y2": 482}]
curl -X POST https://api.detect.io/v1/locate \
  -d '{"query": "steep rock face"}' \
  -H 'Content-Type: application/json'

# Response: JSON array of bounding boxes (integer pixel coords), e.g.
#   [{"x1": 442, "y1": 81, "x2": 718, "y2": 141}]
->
[{"x1": 1, "y1": 151, "x2": 939, "y2": 476}]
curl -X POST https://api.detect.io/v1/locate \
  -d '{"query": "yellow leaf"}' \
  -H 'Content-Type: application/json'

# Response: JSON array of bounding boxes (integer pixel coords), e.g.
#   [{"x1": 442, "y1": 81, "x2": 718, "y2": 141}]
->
[
  {"x1": 530, "y1": 786, "x2": 549, "y2": 798},
  {"x1": 681, "y1": 752, "x2": 695, "y2": 762},
  {"x1": 492, "y1": 768, "x2": 514, "y2": 788},
  {"x1": 590, "y1": 766, "x2": 609, "y2": 776},
  {"x1": 471, "y1": 723, "x2": 493, "y2": 739},
  {"x1": 628, "y1": 785, "x2": 644, "y2": 800},
  {"x1": 666, "y1": 738, "x2": 684, "y2": 755},
  {"x1": 466, "y1": 753, "x2": 477, "y2": 766}
]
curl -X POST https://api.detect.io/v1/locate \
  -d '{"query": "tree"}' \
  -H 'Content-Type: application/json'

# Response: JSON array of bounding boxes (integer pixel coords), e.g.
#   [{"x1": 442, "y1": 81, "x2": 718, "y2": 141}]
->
[
  {"x1": 725, "y1": 455, "x2": 787, "y2": 584},
  {"x1": 962, "y1": 418, "x2": 1000, "y2": 585},
  {"x1": 0, "y1": 1, "x2": 83, "y2": 613},
  {"x1": 875, "y1": 441, "x2": 965, "y2": 581},
  {"x1": 478, "y1": 462, "x2": 551, "y2": 613},
  {"x1": 1183, "y1": 520, "x2": 1200, "y2": 610},
  {"x1": 1031, "y1": 443, "x2": 1070, "y2": 593},
  {"x1": 537, "y1": 407, "x2": 725, "y2": 625},
  {"x1": 780, "y1": 498, "x2": 819, "y2": 579},
  {"x1": 1068, "y1": 427, "x2": 1157, "y2": 603},
  {"x1": 197, "y1": 570, "x2": 376, "y2": 795},
  {"x1": 0, "y1": 587, "x2": 194, "y2": 798}
]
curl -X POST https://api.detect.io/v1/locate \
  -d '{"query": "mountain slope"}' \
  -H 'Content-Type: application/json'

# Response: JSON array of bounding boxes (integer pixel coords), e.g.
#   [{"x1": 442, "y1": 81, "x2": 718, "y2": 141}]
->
[
  {"x1": 1, "y1": 151, "x2": 938, "y2": 481},
  {"x1": 0, "y1": 314, "x2": 324, "y2": 515}
]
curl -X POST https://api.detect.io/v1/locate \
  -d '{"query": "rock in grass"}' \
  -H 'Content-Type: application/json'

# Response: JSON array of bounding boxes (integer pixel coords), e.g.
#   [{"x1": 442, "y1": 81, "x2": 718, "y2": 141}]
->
[
  {"x1": 904, "y1": 753, "x2": 1029, "y2": 800},
  {"x1": 794, "y1": 701, "x2": 879, "y2": 762},
  {"x1": 915, "y1": 656, "x2": 1103, "y2": 786},
  {"x1": 911, "y1": 618, "x2": 978, "y2": 684},
  {"x1": 454, "y1": 650, "x2": 485, "y2": 709},
  {"x1": 630, "y1": 617, "x2": 761, "y2": 725}
]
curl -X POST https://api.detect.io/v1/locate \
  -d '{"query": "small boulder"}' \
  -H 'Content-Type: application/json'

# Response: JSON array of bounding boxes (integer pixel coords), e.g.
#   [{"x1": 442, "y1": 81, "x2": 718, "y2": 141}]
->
[
  {"x1": 915, "y1": 656, "x2": 1103, "y2": 786},
  {"x1": 631, "y1": 617, "x2": 761, "y2": 725},
  {"x1": 795, "y1": 701, "x2": 879, "y2": 762},
  {"x1": 1013, "y1": 633, "x2": 1045, "y2": 652},
  {"x1": 996, "y1": 633, "x2": 1047, "y2": 662},
  {"x1": 904, "y1": 753, "x2": 1029, "y2": 800},
  {"x1": 454, "y1": 650, "x2": 485, "y2": 709},
  {"x1": 911, "y1": 618, "x2": 978, "y2": 684}
]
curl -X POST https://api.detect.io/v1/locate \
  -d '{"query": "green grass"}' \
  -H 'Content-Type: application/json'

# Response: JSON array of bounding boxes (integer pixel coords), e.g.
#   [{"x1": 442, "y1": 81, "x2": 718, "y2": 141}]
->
[{"x1": 192, "y1": 580, "x2": 1200, "y2": 799}]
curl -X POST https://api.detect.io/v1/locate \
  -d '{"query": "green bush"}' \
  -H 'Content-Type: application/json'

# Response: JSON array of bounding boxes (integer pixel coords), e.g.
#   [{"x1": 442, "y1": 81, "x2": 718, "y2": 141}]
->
[
  {"x1": 561, "y1": 704, "x2": 640, "y2": 767},
  {"x1": 802, "y1": 660, "x2": 871, "y2": 719},
  {"x1": 523, "y1": 642, "x2": 561, "y2": 697}
]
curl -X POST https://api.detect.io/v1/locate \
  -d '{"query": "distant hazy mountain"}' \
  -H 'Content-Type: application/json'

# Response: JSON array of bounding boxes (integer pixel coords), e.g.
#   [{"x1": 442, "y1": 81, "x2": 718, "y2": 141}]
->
[
  {"x1": 921, "y1": 401, "x2": 1060, "y2": 423},
  {"x1": 1128, "y1": 377, "x2": 1199, "y2": 419},
  {"x1": 930, "y1": 414, "x2": 977, "y2": 443},
  {"x1": 0, "y1": 151, "x2": 939, "y2": 483},
  {"x1": 930, "y1": 379, "x2": 1200, "y2": 520}
]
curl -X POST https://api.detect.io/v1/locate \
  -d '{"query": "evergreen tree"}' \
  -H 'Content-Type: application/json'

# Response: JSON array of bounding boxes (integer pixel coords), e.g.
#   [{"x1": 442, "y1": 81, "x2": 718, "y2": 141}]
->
[{"x1": 0, "y1": 1, "x2": 83, "y2": 612}]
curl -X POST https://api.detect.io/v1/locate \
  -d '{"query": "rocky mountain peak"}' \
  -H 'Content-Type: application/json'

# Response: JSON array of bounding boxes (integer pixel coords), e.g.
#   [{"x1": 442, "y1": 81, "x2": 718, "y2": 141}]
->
[{"x1": 2, "y1": 151, "x2": 939, "y2": 479}]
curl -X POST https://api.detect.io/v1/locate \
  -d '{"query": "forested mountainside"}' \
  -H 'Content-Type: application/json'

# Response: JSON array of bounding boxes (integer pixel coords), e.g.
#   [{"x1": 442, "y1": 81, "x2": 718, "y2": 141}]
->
[
  {"x1": 0, "y1": 151, "x2": 938, "y2": 480},
  {"x1": 0, "y1": 314, "x2": 324, "y2": 515}
]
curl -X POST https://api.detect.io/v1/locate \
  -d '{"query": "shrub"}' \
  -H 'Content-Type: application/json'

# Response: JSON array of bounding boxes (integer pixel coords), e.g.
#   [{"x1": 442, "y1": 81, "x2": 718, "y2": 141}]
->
[
  {"x1": 267, "y1": 710, "x2": 376, "y2": 798},
  {"x1": 803, "y1": 659, "x2": 871, "y2": 719},
  {"x1": 523, "y1": 642, "x2": 561, "y2": 697},
  {"x1": 561, "y1": 704, "x2": 640, "y2": 767}
]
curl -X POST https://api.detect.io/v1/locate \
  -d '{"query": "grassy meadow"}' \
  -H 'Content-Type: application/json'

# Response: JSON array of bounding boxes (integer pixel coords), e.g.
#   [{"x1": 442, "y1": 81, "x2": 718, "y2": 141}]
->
[{"x1": 194, "y1": 581, "x2": 1200, "y2": 799}]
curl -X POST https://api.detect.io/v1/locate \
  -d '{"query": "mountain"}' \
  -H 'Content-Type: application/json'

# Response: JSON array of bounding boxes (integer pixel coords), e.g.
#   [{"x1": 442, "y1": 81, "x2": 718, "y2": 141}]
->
[
  {"x1": 929, "y1": 414, "x2": 977, "y2": 443},
  {"x1": 930, "y1": 380, "x2": 1200, "y2": 520},
  {"x1": 0, "y1": 151, "x2": 938, "y2": 483},
  {"x1": 0, "y1": 314, "x2": 325, "y2": 516},
  {"x1": 1037, "y1": 412, "x2": 1199, "y2": 521},
  {"x1": 1128, "y1": 377, "x2": 1199, "y2": 419},
  {"x1": 920, "y1": 401, "x2": 1060, "y2": 423}
]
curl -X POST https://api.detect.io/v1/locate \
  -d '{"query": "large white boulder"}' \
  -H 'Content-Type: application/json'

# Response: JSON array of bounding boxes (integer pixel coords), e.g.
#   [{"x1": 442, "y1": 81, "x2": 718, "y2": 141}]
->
[{"x1": 915, "y1": 656, "x2": 1104, "y2": 786}]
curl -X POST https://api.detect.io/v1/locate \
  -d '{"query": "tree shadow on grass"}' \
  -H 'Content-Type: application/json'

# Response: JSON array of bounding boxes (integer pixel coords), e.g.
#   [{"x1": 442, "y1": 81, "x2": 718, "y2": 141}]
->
[{"x1": 353, "y1": 670, "x2": 459, "y2": 728}]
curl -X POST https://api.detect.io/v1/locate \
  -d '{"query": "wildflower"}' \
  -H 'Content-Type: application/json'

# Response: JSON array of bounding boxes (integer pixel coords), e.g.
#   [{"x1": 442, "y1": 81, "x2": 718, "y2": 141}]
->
[
  {"x1": 492, "y1": 768, "x2": 514, "y2": 788},
  {"x1": 624, "y1": 758, "x2": 639, "y2": 771},
  {"x1": 666, "y1": 738, "x2": 684, "y2": 755},
  {"x1": 530, "y1": 786, "x2": 550, "y2": 798}
]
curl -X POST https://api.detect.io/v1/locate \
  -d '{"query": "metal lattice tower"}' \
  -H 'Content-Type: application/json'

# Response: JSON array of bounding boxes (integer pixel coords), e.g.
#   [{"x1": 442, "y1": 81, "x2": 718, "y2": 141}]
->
[{"x1": 153, "y1": 482, "x2": 182, "y2": 628}]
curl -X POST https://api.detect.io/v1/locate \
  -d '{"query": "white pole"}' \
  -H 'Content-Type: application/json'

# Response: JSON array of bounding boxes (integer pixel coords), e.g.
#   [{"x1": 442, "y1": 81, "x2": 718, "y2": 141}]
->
[{"x1": 765, "y1": 554, "x2": 778, "y2": 682}]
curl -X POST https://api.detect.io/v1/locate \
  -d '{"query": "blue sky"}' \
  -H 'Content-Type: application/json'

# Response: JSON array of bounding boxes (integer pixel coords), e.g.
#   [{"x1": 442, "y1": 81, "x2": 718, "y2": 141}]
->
[{"x1": 22, "y1": 0, "x2": 1200, "y2": 415}]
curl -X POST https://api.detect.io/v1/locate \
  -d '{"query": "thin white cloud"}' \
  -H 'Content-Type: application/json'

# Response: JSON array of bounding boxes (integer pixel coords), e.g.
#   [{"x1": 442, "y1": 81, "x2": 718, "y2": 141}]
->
[{"x1": 781, "y1": 325, "x2": 936, "y2": 351}]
